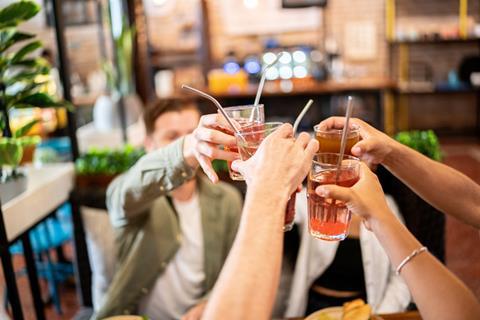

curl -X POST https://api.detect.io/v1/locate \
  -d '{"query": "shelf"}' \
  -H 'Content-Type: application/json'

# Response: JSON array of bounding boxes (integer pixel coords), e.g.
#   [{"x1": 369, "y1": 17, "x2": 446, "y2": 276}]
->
[
  {"x1": 396, "y1": 88, "x2": 479, "y2": 95},
  {"x1": 195, "y1": 78, "x2": 396, "y2": 99},
  {"x1": 388, "y1": 37, "x2": 480, "y2": 45}
]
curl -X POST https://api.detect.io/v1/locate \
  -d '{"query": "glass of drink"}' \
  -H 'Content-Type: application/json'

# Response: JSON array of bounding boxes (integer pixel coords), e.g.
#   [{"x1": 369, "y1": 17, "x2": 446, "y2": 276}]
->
[
  {"x1": 219, "y1": 104, "x2": 265, "y2": 181},
  {"x1": 307, "y1": 153, "x2": 360, "y2": 241},
  {"x1": 235, "y1": 122, "x2": 296, "y2": 232},
  {"x1": 314, "y1": 124, "x2": 360, "y2": 155}
]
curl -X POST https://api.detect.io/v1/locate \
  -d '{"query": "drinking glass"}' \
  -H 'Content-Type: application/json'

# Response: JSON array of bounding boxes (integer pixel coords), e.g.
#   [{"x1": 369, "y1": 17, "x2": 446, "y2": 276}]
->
[
  {"x1": 307, "y1": 153, "x2": 360, "y2": 241},
  {"x1": 314, "y1": 124, "x2": 360, "y2": 155},
  {"x1": 235, "y1": 122, "x2": 296, "y2": 232},
  {"x1": 219, "y1": 104, "x2": 265, "y2": 181}
]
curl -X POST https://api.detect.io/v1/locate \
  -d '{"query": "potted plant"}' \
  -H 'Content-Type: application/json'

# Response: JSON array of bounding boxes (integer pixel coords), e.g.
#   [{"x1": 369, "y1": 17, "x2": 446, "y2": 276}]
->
[
  {"x1": 75, "y1": 145, "x2": 144, "y2": 208},
  {"x1": 0, "y1": 0, "x2": 68, "y2": 202}
]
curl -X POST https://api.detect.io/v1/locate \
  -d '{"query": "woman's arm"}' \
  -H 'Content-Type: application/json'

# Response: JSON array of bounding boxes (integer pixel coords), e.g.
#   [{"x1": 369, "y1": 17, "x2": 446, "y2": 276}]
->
[
  {"x1": 318, "y1": 117, "x2": 480, "y2": 228},
  {"x1": 203, "y1": 125, "x2": 318, "y2": 320},
  {"x1": 317, "y1": 163, "x2": 480, "y2": 320}
]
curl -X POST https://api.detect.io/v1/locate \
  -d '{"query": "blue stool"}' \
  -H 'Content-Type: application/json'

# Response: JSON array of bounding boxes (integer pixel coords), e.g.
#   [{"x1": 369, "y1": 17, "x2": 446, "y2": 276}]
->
[{"x1": 8, "y1": 203, "x2": 74, "y2": 314}]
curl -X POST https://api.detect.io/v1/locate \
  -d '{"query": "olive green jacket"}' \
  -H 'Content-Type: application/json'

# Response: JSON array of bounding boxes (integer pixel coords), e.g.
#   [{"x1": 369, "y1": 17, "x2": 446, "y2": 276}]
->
[{"x1": 93, "y1": 138, "x2": 242, "y2": 319}]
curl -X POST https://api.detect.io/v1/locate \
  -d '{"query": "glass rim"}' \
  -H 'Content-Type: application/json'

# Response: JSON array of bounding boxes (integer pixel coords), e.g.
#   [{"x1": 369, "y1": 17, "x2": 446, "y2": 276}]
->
[
  {"x1": 234, "y1": 121, "x2": 283, "y2": 137},
  {"x1": 312, "y1": 153, "x2": 360, "y2": 168},
  {"x1": 224, "y1": 104, "x2": 265, "y2": 112},
  {"x1": 313, "y1": 123, "x2": 360, "y2": 135}
]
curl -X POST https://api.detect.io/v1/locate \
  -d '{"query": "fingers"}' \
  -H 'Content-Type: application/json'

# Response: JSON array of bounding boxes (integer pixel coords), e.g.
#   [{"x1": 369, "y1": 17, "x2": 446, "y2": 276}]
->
[
  {"x1": 315, "y1": 184, "x2": 353, "y2": 203},
  {"x1": 271, "y1": 123, "x2": 293, "y2": 139},
  {"x1": 230, "y1": 159, "x2": 245, "y2": 175},
  {"x1": 304, "y1": 139, "x2": 319, "y2": 158},
  {"x1": 196, "y1": 141, "x2": 239, "y2": 161},
  {"x1": 194, "y1": 127, "x2": 236, "y2": 146},
  {"x1": 351, "y1": 139, "x2": 377, "y2": 159},
  {"x1": 196, "y1": 153, "x2": 219, "y2": 183},
  {"x1": 199, "y1": 113, "x2": 222, "y2": 128},
  {"x1": 295, "y1": 132, "x2": 311, "y2": 149}
]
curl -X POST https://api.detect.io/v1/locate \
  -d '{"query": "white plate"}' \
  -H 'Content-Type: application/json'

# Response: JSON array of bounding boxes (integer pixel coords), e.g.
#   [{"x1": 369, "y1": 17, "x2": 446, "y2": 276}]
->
[{"x1": 304, "y1": 306, "x2": 343, "y2": 320}]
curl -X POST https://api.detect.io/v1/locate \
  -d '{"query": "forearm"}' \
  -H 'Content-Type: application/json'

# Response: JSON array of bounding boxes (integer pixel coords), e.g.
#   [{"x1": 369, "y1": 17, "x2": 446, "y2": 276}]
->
[
  {"x1": 373, "y1": 216, "x2": 480, "y2": 320},
  {"x1": 106, "y1": 138, "x2": 196, "y2": 226},
  {"x1": 203, "y1": 185, "x2": 289, "y2": 320},
  {"x1": 384, "y1": 141, "x2": 480, "y2": 228}
]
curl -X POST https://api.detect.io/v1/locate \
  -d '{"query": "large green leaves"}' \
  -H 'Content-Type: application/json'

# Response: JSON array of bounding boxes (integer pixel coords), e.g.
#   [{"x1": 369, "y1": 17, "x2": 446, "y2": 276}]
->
[
  {"x1": 18, "y1": 92, "x2": 64, "y2": 108},
  {"x1": 0, "y1": 138, "x2": 23, "y2": 166},
  {"x1": 11, "y1": 40, "x2": 42, "y2": 63},
  {"x1": 13, "y1": 118, "x2": 38, "y2": 138},
  {"x1": 0, "y1": 28, "x2": 35, "y2": 52},
  {"x1": 0, "y1": 1, "x2": 40, "y2": 29}
]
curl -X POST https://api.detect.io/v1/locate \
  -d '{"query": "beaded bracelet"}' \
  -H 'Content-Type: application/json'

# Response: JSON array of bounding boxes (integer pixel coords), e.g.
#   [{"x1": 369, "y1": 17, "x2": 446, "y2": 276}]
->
[{"x1": 395, "y1": 246, "x2": 428, "y2": 276}]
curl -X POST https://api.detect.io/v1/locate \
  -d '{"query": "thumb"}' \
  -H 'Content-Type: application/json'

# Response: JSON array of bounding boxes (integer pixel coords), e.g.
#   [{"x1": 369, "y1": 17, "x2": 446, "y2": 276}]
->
[
  {"x1": 231, "y1": 159, "x2": 245, "y2": 174},
  {"x1": 315, "y1": 184, "x2": 353, "y2": 203},
  {"x1": 351, "y1": 139, "x2": 376, "y2": 157}
]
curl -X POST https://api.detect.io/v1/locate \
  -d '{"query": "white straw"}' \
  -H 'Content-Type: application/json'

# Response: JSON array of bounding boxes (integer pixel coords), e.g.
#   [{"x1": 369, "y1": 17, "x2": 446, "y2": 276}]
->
[
  {"x1": 248, "y1": 52, "x2": 284, "y2": 123},
  {"x1": 254, "y1": 52, "x2": 283, "y2": 106},
  {"x1": 181, "y1": 85, "x2": 246, "y2": 144},
  {"x1": 293, "y1": 99, "x2": 314, "y2": 135}
]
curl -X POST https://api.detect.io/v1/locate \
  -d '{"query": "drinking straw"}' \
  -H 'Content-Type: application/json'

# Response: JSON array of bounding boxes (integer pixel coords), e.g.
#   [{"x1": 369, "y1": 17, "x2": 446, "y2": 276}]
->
[
  {"x1": 335, "y1": 96, "x2": 354, "y2": 183},
  {"x1": 293, "y1": 99, "x2": 314, "y2": 135},
  {"x1": 181, "y1": 84, "x2": 248, "y2": 145},
  {"x1": 253, "y1": 52, "x2": 283, "y2": 106},
  {"x1": 249, "y1": 52, "x2": 284, "y2": 122}
]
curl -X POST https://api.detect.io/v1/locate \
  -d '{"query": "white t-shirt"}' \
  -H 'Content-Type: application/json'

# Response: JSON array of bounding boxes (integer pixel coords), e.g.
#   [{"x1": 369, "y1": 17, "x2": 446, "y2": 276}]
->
[{"x1": 139, "y1": 192, "x2": 205, "y2": 320}]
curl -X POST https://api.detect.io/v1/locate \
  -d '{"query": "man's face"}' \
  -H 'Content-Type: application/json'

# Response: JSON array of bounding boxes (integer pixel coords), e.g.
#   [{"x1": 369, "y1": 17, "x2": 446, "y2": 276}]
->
[{"x1": 145, "y1": 108, "x2": 200, "y2": 152}]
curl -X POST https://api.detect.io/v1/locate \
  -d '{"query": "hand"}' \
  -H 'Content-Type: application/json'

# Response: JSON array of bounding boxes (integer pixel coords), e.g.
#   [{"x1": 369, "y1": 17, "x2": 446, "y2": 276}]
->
[
  {"x1": 183, "y1": 114, "x2": 239, "y2": 183},
  {"x1": 315, "y1": 162, "x2": 395, "y2": 231},
  {"x1": 317, "y1": 117, "x2": 396, "y2": 166},
  {"x1": 181, "y1": 301, "x2": 207, "y2": 320},
  {"x1": 232, "y1": 124, "x2": 319, "y2": 197}
]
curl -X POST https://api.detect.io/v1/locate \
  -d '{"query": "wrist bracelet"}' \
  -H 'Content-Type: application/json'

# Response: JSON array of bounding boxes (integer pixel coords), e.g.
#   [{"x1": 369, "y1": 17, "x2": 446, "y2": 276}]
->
[{"x1": 395, "y1": 246, "x2": 428, "y2": 276}]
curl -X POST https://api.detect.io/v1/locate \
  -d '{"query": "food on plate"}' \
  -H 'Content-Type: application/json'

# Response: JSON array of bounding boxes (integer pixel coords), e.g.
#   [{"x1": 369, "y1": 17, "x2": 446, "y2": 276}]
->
[{"x1": 342, "y1": 299, "x2": 372, "y2": 320}]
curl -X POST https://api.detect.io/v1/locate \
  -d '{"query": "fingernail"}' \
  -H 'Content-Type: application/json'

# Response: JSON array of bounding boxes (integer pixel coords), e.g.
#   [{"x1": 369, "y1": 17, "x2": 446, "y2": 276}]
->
[
  {"x1": 352, "y1": 146, "x2": 361, "y2": 154},
  {"x1": 316, "y1": 186, "x2": 327, "y2": 196}
]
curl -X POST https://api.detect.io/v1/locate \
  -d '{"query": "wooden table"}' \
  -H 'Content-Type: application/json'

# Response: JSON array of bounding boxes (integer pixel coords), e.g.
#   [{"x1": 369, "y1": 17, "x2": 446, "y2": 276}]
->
[{"x1": 0, "y1": 163, "x2": 90, "y2": 319}]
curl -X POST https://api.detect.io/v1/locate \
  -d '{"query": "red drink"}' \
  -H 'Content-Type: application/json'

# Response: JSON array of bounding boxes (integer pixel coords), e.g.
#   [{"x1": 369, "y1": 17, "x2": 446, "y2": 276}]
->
[
  {"x1": 308, "y1": 154, "x2": 360, "y2": 241},
  {"x1": 219, "y1": 121, "x2": 264, "y2": 181},
  {"x1": 236, "y1": 122, "x2": 296, "y2": 232}
]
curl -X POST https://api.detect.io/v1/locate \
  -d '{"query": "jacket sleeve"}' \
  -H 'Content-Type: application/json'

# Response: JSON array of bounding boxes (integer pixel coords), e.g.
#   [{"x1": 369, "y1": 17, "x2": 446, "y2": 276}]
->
[{"x1": 106, "y1": 137, "x2": 196, "y2": 228}]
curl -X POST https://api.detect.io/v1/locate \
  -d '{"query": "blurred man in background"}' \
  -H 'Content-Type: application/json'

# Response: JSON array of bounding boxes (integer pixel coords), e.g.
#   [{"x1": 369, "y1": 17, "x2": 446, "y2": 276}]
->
[{"x1": 94, "y1": 99, "x2": 242, "y2": 320}]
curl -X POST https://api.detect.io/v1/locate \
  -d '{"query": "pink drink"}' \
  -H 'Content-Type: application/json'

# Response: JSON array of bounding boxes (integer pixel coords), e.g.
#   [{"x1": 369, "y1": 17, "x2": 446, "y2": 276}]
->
[
  {"x1": 307, "y1": 154, "x2": 360, "y2": 241},
  {"x1": 236, "y1": 123, "x2": 296, "y2": 232}
]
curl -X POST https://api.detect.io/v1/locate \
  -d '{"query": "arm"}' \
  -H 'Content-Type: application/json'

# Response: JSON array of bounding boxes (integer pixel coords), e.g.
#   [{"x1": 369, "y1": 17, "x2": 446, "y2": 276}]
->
[
  {"x1": 383, "y1": 141, "x2": 480, "y2": 228},
  {"x1": 318, "y1": 117, "x2": 480, "y2": 228},
  {"x1": 317, "y1": 163, "x2": 480, "y2": 320},
  {"x1": 203, "y1": 125, "x2": 319, "y2": 320},
  {"x1": 107, "y1": 111, "x2": 240, "y2": 227},
  {"x1": 106, "y1": 137, "x2": 196, "y2": 227}
]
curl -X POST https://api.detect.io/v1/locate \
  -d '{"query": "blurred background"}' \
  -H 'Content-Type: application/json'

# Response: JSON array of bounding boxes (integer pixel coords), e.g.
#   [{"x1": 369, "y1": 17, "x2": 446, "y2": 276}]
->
[{"x1": 0, "y1": 0, "x2": 478, "y2": 319}]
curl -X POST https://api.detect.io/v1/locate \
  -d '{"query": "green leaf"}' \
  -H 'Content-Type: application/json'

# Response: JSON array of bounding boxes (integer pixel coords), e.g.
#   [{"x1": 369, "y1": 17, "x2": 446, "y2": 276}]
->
[
  {"x1": 17, "y1": 135, "x2": 40, "y2": 146},
  {"x1": 0, "y1": 1, "x2": 40, "y2": 29},
  {"x1": 18, "y1": 92, "x2": 63, "y2": 107},
  {"x1": 0, "y1": 29, "x2": 35, "y2": 52},
  {"x1": 0, "y1": 138, "x2": 23, "y2": 166},
  {"x1": 13, "y1": 118, "x2": 38, "y2": 138},
  {"x1": 11, "y1": 40, "x2": 42, "y2": 63}
]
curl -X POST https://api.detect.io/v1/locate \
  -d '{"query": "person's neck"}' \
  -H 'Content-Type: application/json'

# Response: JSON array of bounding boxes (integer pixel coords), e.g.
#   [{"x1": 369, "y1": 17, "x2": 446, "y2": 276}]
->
[{"x1": 171, "y1": 179, "x2": 197, "y2": 202}]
